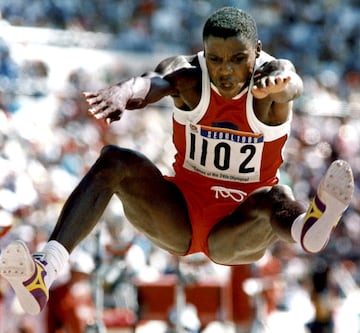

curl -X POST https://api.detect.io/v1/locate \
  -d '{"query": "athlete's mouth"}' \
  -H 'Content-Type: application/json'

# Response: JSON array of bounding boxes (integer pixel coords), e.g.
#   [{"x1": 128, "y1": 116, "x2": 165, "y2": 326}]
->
[{"x1": 218, "y1": 80, "x2": 235, "y2": 90}]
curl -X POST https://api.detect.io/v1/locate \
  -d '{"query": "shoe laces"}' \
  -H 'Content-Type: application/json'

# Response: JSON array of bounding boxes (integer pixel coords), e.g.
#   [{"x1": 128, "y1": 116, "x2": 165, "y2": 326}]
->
[{"x1": 32, "y1": 253, "x2": 48, "y2": 267}]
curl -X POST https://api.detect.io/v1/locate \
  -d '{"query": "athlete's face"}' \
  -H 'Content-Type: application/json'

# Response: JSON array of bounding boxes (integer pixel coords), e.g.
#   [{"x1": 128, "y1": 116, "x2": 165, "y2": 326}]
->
[{"x1": 204, "y1": 35, "x2": 261, "y2": 99}]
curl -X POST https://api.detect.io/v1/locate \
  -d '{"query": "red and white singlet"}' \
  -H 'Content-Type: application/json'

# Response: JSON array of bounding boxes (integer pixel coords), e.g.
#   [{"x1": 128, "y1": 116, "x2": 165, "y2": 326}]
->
[{"x1": 166, "y1": 52, "x2": 292, "y2": 255}]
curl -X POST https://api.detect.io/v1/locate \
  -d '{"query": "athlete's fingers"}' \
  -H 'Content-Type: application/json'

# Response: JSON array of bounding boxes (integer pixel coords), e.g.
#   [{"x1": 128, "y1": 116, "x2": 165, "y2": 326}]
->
[
  {"x1": 106, "y1": 113, "x2": 121, "y2": 125},
  {"x1": 83, "y1": 91, "x2": 96, "y2": 98},
  {"x1": 87, "y1": 100, "x2": 109, "y2": 115},
  {"x1": 90, "y1": 104, "x2": 123, "y2": 121}
]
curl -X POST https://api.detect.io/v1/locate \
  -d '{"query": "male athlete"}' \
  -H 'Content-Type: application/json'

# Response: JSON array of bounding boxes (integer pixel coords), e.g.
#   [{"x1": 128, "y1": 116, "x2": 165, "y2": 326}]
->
[{"x1": 0, "y1": 7, "x2": 354, "y2": 315}]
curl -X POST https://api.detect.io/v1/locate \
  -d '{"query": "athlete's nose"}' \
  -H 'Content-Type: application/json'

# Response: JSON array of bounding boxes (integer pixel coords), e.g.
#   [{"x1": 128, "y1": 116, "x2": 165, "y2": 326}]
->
[{"x1": 219, "y1": 62, "x2": 233, "y2": 75}]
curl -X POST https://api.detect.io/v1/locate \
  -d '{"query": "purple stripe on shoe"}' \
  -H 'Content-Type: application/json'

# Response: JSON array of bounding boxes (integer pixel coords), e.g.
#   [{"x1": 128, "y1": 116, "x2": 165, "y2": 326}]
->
[
  {"x1": 314, "y1": 194, "x2": 326, "y2": 212},
  {"x1": 30, "y1": 288, "x2": 48, "y2": 310},
  {"x1": 300, "y1": 194, "x2": 327, "y2": 252}
]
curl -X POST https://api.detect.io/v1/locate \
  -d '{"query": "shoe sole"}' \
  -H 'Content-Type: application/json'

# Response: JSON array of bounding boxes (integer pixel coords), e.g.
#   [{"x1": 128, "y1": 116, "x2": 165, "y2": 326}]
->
[
  {"x1": 0, "y1": 240, "x2": 42, "y2": 315},
  {"x1": 301, "y1": 160, "x2": 354, "y2": 253}
]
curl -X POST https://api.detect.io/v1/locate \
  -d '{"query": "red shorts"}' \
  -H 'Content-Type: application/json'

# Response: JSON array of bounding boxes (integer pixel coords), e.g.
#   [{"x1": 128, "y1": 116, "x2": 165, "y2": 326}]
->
[{"x1": 165, "y1": 175, "x2": 266, "y2": 256}]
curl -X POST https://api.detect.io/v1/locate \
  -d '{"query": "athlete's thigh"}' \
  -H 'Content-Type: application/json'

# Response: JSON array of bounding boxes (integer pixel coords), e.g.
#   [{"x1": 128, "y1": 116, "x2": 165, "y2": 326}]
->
[
  {"x1": 207, "y1": 187, "x2": 278, "y2": 265},
  {"x1": 113, "y1": 152, "x2": 192, "y2": 255}
]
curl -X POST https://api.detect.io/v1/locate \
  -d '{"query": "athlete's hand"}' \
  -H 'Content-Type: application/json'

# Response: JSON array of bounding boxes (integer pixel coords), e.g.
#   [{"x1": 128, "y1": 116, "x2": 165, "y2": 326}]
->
[
  {"x1": 83, "y1": 83, "x2": 131, "y2": 124},
  {"x1": 84, "y1": 77, "x2": 151, "y2": 124},
  {"x1": 251, "y1": 60, "x2": 292, "y2": 99}
]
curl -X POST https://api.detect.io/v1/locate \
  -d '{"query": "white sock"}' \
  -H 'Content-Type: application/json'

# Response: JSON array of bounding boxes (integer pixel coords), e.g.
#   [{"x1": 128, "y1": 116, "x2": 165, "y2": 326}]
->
[
  {"x1": 291, "y1": 213, "x2": 306, "y2": 243},
  {"x1": 35, "y1": 240, "x2": 69, "y2": 289}
]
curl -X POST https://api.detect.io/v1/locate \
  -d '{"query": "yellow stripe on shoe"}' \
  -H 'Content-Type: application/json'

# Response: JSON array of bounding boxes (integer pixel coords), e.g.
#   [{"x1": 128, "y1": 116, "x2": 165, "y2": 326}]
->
[{"x1": 0, "y1": 240, "x2": 49, "y2": 315}]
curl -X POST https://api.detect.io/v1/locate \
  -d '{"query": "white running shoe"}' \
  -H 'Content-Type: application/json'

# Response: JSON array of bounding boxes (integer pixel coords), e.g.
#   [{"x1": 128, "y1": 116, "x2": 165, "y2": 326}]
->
[
  {"x1": 300, "y1": 160, "x2": 354, "y2": 253},
  {"x1": 0, "y1": 240, "x2": 49, "y2": 315}
]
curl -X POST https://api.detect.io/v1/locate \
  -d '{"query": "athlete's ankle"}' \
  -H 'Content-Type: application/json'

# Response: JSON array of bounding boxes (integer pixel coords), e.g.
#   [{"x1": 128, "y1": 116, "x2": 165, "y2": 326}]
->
[
  {"x1": 291, "y1": 212, "x2": 306, "y2": 243},
  {"x1": 37, "y1": 240, "x2": 69, "y2": 288}
]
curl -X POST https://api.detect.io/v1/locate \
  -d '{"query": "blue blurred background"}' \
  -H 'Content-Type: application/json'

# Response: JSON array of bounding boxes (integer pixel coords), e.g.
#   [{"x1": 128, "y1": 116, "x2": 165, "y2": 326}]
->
[{"x1": 0, "y1": 1, "x2": 360, "y2": 332}]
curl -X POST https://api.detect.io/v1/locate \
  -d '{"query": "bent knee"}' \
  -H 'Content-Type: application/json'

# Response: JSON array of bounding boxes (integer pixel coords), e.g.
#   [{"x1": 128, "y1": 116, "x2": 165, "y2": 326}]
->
[
  {"x1": 100, "y1": 145, "x2": 131, "y2": 161},
  {"x1": 100, "y1": 144, "x2": 119, "y2": 156},
  {"x1": 92, "y1": 145, "x2": 141, "y2": 185},
  {"x1": 269, "y1": 184, "x2": 296, "y2": 201},
  {"x1": 97, "y1": 145, "x2": 147, "y2": 172}
]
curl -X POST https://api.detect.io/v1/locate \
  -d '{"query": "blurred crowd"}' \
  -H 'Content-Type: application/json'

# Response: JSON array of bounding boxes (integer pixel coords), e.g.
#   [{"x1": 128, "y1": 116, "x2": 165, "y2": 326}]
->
[{"x1": 0, "y1": 0, "x2": 360, "y2": 332}]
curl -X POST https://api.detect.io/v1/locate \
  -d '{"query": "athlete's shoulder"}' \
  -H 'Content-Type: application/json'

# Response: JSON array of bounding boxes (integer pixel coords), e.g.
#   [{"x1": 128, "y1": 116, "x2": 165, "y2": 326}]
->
[
  {"x1": 255, "y1": 51, "x2": 297, "y2": 72},
  {"x1": 153, "y1": 55, "x2": 202, "y2": 110},
  {"x1": 154, "y1": 54, "x2": 200, "y2": 76}
]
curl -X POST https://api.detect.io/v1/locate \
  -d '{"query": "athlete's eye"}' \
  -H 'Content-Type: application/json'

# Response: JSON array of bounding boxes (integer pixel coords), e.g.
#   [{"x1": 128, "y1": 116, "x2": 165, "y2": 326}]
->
[
  {"x1": 232, "y1": 56, "x2": 246, "y2": 64},
  {"x1": 208, "y1": 56, "x2": 222, "y2": 64}
]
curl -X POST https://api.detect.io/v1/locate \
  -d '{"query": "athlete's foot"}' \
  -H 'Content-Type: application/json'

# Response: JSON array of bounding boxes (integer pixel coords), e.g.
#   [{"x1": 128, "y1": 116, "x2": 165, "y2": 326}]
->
[
  {"x1": 0, "y1": 240, "x2": 49, "y2": 315},
  {"x1": 301, "y1": 160, "x2": 354, "y2": 253}
]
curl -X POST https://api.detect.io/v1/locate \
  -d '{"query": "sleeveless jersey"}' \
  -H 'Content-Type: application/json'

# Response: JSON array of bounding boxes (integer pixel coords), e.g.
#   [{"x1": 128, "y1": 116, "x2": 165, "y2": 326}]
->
[
  {"x1": 166, "y1": 51, "x2": 292, "y2": 255},
  {"x1": 172, "y1": 51, "x2": 291, "y2": 192}
]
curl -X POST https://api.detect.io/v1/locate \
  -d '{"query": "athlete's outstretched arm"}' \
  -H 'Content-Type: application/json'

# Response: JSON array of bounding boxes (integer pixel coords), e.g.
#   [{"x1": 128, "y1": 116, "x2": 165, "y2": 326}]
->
[{"x1": 83, "y1": 55, "x2": 196, "y2": 123}]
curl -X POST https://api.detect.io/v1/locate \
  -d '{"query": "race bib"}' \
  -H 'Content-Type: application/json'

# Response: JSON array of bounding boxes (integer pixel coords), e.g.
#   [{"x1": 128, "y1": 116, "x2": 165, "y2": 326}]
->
[{"x1": 184, "y1": 123, "x2": 264, "y2": 183}]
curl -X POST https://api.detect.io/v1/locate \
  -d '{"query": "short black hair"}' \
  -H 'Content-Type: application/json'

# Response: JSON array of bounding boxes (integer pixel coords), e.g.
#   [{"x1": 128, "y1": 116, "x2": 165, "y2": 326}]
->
[{"x1": 203, "y1": 7, "x2": 258, "y2": 45}]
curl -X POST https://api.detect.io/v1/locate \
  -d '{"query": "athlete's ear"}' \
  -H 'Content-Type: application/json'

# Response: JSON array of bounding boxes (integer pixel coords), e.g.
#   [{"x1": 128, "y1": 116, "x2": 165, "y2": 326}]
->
[{"x1": 255, "y1": 40, "x2": 262, "y2": 58}]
